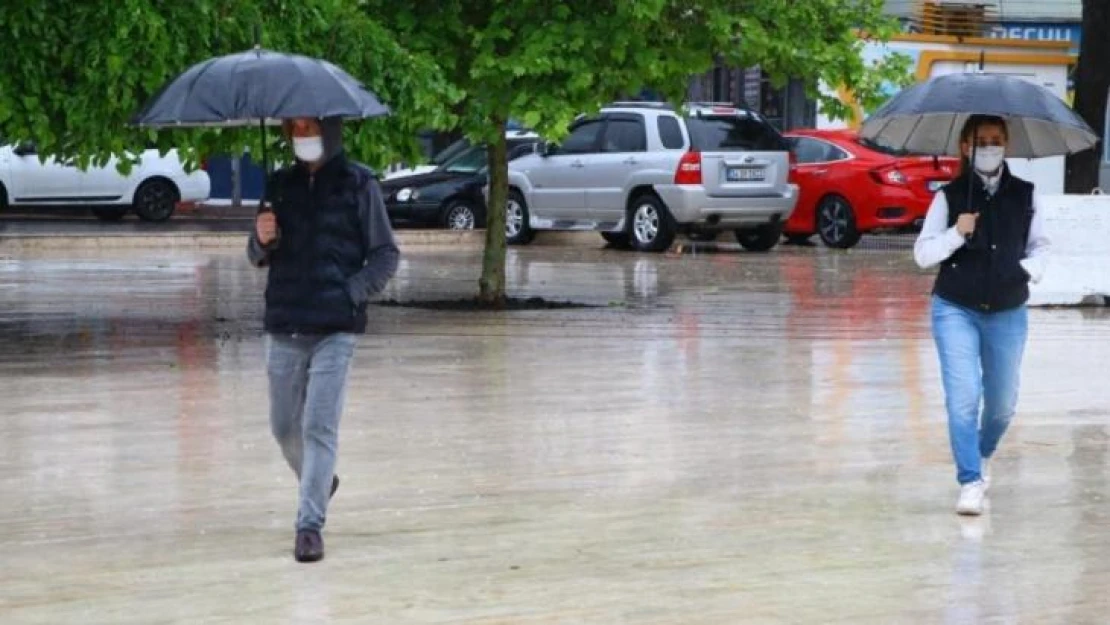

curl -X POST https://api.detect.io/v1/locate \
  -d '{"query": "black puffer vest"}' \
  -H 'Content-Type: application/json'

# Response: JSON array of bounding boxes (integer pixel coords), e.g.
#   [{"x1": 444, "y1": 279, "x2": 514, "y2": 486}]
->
[
  {"x1": 933, "y1": 166, "x2": 1034, "y2": 313},
  {"x1": 264, "y1": 154, "x2": 369, "y2": 334}
]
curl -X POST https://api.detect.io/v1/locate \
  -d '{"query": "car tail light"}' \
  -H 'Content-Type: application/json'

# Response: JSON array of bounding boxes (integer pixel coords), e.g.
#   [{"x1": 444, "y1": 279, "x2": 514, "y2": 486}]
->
[
  {"x1": 870, "y1": 166, "x2": 907, "y2": 186},
  {"x1": 675, "y1": 151, "x2": 702, "y2": 185}
]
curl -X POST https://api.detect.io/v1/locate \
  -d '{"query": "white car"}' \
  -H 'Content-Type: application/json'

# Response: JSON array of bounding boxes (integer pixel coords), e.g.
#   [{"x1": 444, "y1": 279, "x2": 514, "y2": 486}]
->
[{"x1": 0, "y1": 143, "x2": 211, "y2": 222}]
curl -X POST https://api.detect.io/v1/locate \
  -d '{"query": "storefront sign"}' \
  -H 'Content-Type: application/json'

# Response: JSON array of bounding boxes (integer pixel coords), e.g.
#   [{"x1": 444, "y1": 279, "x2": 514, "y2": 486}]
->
[{"x1": 987, "y1": 23, "x2": 1081, "y2": 52}]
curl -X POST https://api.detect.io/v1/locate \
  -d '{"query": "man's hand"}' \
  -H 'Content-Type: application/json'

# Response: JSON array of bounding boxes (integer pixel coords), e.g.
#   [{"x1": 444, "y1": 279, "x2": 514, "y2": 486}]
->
[
  {"x1": 256, "y1": 211, "x2": 278, "y2": 246},
  {"x1": 956, "y1": 213, "x2": 979, "y2": 237}
]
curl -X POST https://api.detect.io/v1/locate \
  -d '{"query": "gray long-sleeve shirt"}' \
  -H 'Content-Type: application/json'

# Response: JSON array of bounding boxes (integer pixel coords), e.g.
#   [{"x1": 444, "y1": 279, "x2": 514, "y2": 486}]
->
[{"x1": 247, "y1": 167, "x2": 400, "y2": 306}]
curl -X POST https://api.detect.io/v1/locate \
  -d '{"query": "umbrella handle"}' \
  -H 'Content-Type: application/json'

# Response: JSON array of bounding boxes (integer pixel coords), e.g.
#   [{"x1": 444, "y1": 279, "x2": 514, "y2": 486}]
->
[{"x1": 258, "y1": 117, "x2": 270, "y2": 214}]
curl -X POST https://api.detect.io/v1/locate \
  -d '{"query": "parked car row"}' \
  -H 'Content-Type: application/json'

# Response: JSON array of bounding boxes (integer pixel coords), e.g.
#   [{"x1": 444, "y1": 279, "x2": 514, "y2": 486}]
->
[
  {"x1": 0, "y1": 142, "x2": 211, "y2": 222},
  {"x1": 388, "y1": 102, "x2": 957, "y2": 253},
  {"x1": 2, "y1": 103, "x2": 955, "y2": 238}
]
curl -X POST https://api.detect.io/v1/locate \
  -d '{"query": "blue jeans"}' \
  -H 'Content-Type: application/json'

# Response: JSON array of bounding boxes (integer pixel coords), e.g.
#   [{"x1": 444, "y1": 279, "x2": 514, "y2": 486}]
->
[
  {"x1": 266, "y1": 332, "x2": 357, "y2": 531},
  {"x1": 931, "y1": 296, "x2": 1028, "y2": 484}
]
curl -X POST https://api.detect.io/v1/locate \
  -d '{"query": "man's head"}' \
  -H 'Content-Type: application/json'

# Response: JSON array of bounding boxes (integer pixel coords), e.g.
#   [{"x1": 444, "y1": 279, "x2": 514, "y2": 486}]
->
[{"x1": 282, "y1": 117, "x2": 344, "y2": 167}]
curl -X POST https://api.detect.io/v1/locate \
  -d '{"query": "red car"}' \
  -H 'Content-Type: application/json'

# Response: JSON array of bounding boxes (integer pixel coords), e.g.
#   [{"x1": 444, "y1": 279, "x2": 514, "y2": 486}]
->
[{"x1": 783, "y1": 129, "x2": 960, "y2": 249}]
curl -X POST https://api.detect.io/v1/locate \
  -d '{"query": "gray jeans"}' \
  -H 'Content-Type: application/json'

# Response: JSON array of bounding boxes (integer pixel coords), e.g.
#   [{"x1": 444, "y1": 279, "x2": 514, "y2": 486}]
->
[{"x1": 266, "y1": 332, "x2": 357, "y2": 531}]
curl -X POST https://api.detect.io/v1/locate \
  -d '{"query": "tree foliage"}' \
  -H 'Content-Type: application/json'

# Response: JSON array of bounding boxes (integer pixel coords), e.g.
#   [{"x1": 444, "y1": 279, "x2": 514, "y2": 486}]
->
[
  {"x1": 364, "y1": 0, "x2": 911, "y2": 302},
  {"x1": 0, "y1": 0, "x2": 459, "y2": 172}
]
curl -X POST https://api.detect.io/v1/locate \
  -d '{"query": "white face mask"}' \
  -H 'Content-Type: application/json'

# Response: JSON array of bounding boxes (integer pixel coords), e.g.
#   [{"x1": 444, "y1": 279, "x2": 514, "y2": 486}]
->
[
  {"x1": 293, "y1": 136, "x2": 324, "y2": 163},
  {"x1": 973, "y1": 146, "x2": 1005, "y2": 175}
]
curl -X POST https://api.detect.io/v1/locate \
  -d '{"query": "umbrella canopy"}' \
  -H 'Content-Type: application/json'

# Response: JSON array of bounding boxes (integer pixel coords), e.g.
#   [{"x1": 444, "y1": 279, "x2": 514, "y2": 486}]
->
[
  {"x1": 132, "y1": 47, "x2": 390, "y2": 127},
  {"x1": 859, "y1": 72, "x2": 1097, "y2": 158}
]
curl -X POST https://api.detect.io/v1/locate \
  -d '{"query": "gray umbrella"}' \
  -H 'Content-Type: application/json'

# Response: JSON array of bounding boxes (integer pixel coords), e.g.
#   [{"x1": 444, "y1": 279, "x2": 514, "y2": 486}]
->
[
  {"x1": 132, "y1": 47, "x2": 390, "y2": 127},
  {"x1": 859, "y1": 72, "x2": 1097, "y2": 158}
]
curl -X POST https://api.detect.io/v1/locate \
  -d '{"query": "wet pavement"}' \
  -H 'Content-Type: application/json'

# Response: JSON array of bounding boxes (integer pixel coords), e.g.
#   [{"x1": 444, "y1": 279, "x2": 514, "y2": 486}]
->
[{"x1": 1, "y1": 242, "x2": 1109, "y2": 624}]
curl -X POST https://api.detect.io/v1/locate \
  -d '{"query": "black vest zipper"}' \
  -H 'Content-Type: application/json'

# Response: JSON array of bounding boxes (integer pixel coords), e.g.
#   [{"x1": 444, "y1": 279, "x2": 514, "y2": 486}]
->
[{"x1": 981, "y1": 189, "x2": 994, "y2": 310}]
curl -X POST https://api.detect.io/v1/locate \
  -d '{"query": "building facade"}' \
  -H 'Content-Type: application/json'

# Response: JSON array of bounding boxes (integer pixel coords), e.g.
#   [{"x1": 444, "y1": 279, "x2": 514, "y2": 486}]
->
[
  {"x1": 886, "y1": 0, "x2": 1081, "y2": 52},
  {"x1": 688, "y1": 0, "x2": 1082, "y2": 131}
]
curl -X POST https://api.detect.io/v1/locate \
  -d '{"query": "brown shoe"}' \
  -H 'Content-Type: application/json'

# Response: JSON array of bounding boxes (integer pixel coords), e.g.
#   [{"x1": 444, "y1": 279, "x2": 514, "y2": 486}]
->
[{"x1": 294, "y1": 530, "x2": 324, "y2": 563}]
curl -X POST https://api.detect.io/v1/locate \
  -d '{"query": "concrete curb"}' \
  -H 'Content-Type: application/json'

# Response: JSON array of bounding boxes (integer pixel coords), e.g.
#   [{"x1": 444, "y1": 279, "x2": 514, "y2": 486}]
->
[
  {"x1": 0, "y1": 229, "x2": 605, "y2": 251},
  {"x1": 0, "y1": 232, "x2": 248, "y2": 251}
]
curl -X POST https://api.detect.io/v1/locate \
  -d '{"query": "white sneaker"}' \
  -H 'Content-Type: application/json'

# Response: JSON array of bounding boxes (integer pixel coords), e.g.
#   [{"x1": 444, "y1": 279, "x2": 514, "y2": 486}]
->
[
  {"x1": 982, "y1": 457, "x2": 992, "y2": 490},
  {"x1": 956, "y1": 480, "x2": 987, "y2": 516}
]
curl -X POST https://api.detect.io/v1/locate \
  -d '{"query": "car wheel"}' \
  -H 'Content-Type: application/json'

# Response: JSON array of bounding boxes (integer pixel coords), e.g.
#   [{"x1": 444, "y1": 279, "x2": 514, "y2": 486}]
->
[
  {"x1": 817, "y1": 195, "x2": 862, "y2": 249},
  {"x1": 441, "y1": 200, "x2": 478, "y2": 230},
  {"x1": 0, "y1": 183, "x2": 8, "y2": 210},
  {"x1": 629, "y1": 194, "x2": 676, "y2": 253},
  {"x1": 92, "y1": 208, "x2": 127, "y2": 222},
  {"x1": 505, "y1": 189, "x2": 535, "y2": 245},
  {"x1": 734, "y1": 222, "x2": 784, "y2": 252},
  {"x1": 601, "y1": 231, "x2": 631, "y2": 248},
  {"x1": 133, "y1": 179, "x2": 179, "y2": 223}
]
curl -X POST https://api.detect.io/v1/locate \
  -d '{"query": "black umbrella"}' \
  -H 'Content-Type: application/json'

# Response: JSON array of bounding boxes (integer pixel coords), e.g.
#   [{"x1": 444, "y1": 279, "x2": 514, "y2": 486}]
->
[
  {"x1": 860, "y1": 71, "x2": 1098, "y2": 250},
  {"x1": 859, "y1": 72, "x2": 1097, "y2": 158},
  {"x1": 132, "y1": 45, "x2": 390, "y2": 186}
]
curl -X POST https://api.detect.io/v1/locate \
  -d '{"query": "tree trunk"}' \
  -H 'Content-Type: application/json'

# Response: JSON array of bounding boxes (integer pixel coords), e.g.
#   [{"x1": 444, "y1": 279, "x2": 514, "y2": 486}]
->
[
  {"x1": 478, "y1": 117, "x2": 509, "y2": 305},
  {"x1": 1066, "y1": 0, "x2": 1110, "y2": 193}
]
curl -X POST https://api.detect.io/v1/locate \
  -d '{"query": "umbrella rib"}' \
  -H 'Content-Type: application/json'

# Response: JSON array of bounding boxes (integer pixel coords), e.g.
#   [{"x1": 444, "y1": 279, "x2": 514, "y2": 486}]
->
[
  {"x1": 903, "y1": 114, "x2": 927, "y2": 155},
  {"x1": 943, "y1": 113, "x2": 960, "y2": 158},
  {"x1": 175, "y1": 57, "x2": 227, "y2": 125},
  {"x1": 870, "y1": 115, "x2": 898, "y2": 148},
  {"x1": 292, "y1": 55, "x2": 327, "y2": 119},
  {"x1": 322, "y1": 62, "x2": 373, "y2": 117},
  {"x1": 229, "y1": 50, "x2": 253, "y2": 123}
]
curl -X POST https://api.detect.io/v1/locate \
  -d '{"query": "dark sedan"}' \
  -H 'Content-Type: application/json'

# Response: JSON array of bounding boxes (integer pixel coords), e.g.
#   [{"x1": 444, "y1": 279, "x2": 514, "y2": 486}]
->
[{"x1": 382, "y1": 137, "x2": 539, "y2": 229}]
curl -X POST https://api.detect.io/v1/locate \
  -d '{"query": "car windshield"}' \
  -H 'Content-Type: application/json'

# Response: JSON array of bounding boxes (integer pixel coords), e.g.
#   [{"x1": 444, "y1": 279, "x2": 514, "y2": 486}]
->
[
  {"x1": 440, "y1": 146, "x2": 488, "y2": 174},
  {"x1": 432, "y1": 138, "x2": 471, "y2": 165},
  {"x1": 686, "y1": 114, "x2": 785, "y2": 151}
]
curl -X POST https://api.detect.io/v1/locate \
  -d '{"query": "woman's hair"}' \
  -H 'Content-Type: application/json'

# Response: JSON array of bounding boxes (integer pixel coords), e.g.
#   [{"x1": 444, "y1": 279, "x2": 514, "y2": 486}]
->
[{"x1": 959, "y1": 115, "x2": 1008, "y2": 175}]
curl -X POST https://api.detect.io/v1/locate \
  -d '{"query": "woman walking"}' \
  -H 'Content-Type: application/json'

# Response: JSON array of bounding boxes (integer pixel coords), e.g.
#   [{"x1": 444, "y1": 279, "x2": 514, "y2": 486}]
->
[{"x1": 914, "y1": 114, "x2": 1050, "y2": 515}]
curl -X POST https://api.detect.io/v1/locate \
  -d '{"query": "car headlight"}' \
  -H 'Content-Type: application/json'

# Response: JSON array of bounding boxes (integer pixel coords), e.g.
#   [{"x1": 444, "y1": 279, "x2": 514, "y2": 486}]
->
[{"x1": 396, "y1": 188, "x2": 418, "y2": 202}]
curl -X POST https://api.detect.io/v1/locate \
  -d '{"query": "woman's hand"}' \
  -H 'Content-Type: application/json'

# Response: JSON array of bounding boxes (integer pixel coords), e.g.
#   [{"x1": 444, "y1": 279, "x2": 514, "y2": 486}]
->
[{"x1": 956, "y1": 212, "x2": 979, "y2": 237}]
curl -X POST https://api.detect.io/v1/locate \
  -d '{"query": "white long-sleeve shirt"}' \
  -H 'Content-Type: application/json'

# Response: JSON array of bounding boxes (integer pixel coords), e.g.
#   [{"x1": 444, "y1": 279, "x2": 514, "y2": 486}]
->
[{"x1": 913, "y1": 188, "x2": 1051, "y2": 283}]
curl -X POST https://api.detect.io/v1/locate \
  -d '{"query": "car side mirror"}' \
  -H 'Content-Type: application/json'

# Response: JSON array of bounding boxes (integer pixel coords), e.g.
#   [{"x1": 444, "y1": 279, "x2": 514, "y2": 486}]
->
[
  {"x1": 540, "y1": 142, "x2": 558, "y2": 157},
  {"x1": 13, "y1": 142, "x2": 36, "y2": 157}
]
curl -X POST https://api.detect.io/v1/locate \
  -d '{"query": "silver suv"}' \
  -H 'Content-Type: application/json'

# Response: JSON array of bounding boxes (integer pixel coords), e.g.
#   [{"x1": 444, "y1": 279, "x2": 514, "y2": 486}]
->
[{"x1": 504, "y1": 102, "x2": 799, "y2": 252}]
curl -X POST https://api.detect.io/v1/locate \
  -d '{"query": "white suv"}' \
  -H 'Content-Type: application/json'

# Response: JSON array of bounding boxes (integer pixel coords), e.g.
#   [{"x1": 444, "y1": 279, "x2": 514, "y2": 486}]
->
[
  {"x1": 504, "y1": 102, "x2": 798, "y2": 252},
  {"x1": 0, "y1": 142, "x2": 210, "y2": 222}
]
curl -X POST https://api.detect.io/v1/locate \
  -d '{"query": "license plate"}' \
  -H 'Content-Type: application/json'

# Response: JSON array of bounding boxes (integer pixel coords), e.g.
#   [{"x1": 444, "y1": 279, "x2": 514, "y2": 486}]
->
[{"x1": 726, "y1": 166, "x2": 765, "y2": 182}]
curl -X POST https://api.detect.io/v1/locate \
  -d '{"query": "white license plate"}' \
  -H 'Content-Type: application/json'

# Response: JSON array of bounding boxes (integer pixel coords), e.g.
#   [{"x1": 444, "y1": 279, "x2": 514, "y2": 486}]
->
[{"x1": 727, "y1": 167, "x2": 765, "y2": 182}]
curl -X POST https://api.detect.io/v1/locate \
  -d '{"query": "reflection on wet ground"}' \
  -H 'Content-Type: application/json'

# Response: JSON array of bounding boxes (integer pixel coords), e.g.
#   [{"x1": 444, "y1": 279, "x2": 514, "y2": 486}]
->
[{"x1": 1, "y1": 243, "x2": 1109, "y2": 623}]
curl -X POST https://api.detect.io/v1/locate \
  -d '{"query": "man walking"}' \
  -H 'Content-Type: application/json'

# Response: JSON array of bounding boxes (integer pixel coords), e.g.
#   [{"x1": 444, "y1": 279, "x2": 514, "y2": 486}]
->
[{"x1": 248, "y1": 116, "x2": 399, "y2": 562}]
